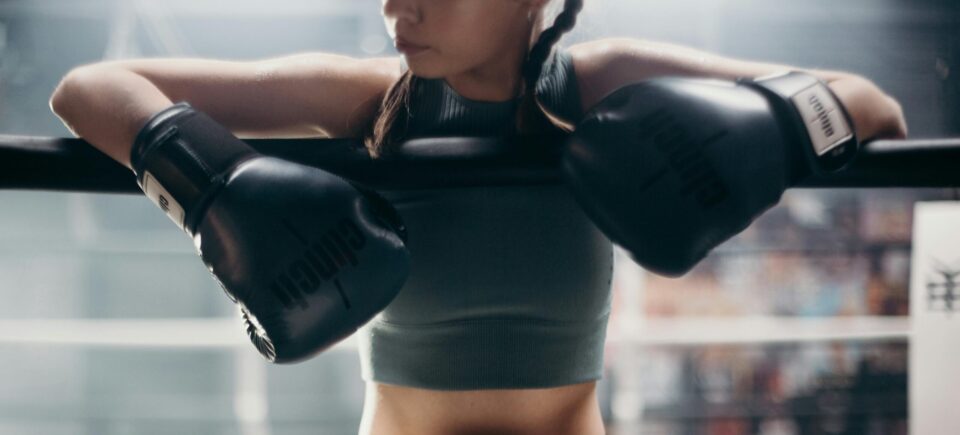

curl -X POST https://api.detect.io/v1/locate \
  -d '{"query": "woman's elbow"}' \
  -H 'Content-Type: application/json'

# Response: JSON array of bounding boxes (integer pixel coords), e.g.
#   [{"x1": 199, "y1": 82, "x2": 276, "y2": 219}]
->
[
  {"x1": 49, "y1": 64, "x2": 103, "y2": 118},
  {"x1": 50, "y1": 67, "x2": 93, "y2": 116},
  {"x1": 49, "y1": 84, "x2": 72, "y2": 118}
]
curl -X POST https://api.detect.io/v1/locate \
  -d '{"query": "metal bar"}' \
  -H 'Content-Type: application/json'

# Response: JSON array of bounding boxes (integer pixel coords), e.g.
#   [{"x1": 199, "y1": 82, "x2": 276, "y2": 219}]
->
[{"x1": 1, "y1": 135, "x2": 957, "y2": 192}]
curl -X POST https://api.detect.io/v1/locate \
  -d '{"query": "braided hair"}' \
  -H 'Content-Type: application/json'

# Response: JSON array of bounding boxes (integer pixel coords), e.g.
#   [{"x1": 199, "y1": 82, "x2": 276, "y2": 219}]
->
[
  {"x1": 516, "y1": 0, "x2": 584, "y2": 137},
  {"x1": 364, "y1": 0, "x2": 585, "y2": 158}
]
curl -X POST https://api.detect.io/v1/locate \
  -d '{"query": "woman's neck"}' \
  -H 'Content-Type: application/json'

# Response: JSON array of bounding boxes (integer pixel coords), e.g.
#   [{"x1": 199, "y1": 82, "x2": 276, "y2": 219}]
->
[
  {"x1": 444, "y1": 71, "x2": 521, "y2": 103},
  {"x1": 444, "y1": 30, "x2": 533, "y2": 103},
  {"x1": 444, "y1": 58, "x2": 526, "y2": 102}
]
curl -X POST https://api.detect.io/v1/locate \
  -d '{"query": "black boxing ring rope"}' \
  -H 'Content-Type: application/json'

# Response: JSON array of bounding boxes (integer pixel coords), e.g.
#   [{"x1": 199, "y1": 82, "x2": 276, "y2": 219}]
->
[{"x1": 0, "y1": 135, "x2": 958, "y2": 192}]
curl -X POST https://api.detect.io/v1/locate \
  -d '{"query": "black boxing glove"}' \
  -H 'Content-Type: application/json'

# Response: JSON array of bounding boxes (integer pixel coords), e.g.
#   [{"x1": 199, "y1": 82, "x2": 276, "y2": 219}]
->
[
  {"x1": 130, "y1": 102, "x2": 410, "y2": 363},
  {"x1": 563, "y1": 72, "x2": 858, "y2": 276}
]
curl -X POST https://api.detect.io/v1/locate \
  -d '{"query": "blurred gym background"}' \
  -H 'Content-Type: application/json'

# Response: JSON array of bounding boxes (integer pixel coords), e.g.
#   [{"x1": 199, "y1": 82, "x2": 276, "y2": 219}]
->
[{"x1": 0, "y1": 0, "x2": 957, "y2": 433}]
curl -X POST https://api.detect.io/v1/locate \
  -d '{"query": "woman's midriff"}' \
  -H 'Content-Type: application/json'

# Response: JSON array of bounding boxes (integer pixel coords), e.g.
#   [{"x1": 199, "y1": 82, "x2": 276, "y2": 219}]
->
[{"x1": 359, "y1": 381, "x2": 606, "y2": 435}]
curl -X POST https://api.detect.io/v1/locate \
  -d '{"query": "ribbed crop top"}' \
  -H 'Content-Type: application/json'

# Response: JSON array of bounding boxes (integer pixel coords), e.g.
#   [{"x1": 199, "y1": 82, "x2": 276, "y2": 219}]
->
[{"x1": 357, "y1": 49, "x2": 614, "y2": 390}]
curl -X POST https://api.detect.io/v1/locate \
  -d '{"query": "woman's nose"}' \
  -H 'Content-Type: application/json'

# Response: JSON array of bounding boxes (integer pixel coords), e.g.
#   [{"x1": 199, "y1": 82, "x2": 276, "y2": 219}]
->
[{"x1": 382, "y1": 0, "x2": 421, "y2": 26}]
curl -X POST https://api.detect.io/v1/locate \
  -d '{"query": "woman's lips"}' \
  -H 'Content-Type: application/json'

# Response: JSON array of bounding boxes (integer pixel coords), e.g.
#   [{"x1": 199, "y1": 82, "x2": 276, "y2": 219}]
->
[{"x1": 395, "y1": 39, "x2": 429, "y2": 56}]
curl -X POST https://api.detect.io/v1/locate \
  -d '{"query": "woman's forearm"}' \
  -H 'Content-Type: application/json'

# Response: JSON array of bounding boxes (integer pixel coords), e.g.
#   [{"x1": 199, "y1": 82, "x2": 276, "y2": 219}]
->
[
  {"x1": 49, "y1": 66, "x2": 175, "y2": 168},
  {"x1": 661, "y1": 46, "x2": 910, "y2": 141}
]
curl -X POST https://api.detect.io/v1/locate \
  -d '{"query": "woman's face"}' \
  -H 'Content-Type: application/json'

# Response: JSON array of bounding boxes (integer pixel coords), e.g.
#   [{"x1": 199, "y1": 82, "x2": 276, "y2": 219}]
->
[{"x1": 382, "y1": 0, "x2": 543, "y2": 79}]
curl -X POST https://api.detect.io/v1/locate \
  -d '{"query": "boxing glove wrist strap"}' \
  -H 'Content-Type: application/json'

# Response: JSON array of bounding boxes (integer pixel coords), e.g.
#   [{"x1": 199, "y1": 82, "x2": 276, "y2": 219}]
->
[
  {"x1": 130, "y1": 102, "x2": 258, "y2": 234},
  {"x1": 739, "y1": 72, "x2": 860, "y2": 180}
]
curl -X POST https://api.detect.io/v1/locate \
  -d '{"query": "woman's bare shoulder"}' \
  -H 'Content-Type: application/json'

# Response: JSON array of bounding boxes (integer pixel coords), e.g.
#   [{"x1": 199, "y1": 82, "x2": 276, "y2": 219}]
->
[
  {"x1": 245, "y1": 53, "x2": 405, "y2": 138},
  {"x1": 568, "y1": 37, "x2": 808, "y2": 111},
  {"x1": 237, "y1": 53, "x2": 404, "y2": 138},
  {"x1": 264, "y1": 53, "x2": 404, "y2": 137},
  {"x1": 569, "y1": 37, "x2": 700, "y2": 111},
  {"x1": 567, "y1": 38, "x2": 644, "y2": 110},
  {"x1": 354, "y1": 56, "x2": 406, "y2": 87},
  {"x1": 335, "y1": 55, "x2": 405, "y2": 137}
]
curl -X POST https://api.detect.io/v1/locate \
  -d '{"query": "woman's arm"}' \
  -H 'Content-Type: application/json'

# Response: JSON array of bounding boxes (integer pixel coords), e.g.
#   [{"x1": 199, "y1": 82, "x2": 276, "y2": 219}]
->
[
  {"x1": 49, "y1": 53, "x2": 401, "y2": 168},
  {"x1": 569, "y1": 37, "x2": 908, "y2": 141}
]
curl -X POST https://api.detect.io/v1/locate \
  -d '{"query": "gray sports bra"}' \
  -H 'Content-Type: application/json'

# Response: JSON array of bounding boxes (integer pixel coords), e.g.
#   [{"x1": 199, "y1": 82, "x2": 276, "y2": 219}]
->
[{"x1": 357, "y1": 49, "x2": 614, "y2": 390}]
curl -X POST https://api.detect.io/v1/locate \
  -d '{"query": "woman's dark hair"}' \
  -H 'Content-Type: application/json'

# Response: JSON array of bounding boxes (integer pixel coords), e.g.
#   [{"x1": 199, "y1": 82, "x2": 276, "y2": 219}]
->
[{"x1": 363, "y1": 0, "x2": 585, "y2": 158}]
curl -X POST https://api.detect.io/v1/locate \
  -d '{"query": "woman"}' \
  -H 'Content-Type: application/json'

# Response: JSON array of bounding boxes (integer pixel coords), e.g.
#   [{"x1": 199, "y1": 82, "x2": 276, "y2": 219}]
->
[{"x1": 49, "y1": 0, "x2": 908, "y2": 434}]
